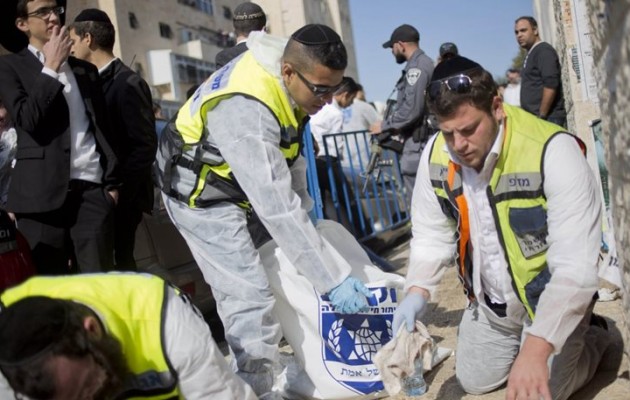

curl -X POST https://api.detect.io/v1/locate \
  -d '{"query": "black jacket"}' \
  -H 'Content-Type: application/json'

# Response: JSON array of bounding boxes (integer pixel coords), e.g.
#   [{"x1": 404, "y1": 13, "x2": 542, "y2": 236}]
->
[
  {"x1": 0, "y1": 50, "x2": 119, "y2": 213},
  {"x1": 215, "y1": 42, "x2": 248, "y2": 69},
  {"x1": 100, "y1": 59, "x2": 157, "y2": 213}
]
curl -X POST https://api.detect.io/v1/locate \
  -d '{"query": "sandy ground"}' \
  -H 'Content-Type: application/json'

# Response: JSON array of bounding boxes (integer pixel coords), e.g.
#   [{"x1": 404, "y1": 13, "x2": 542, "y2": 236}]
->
[
  {"x1": 218, "y1": 237, "x2": 629, "y2": 399},
  {"x1": 379, "y1": 240, "x2": 630, "y2": 400}
]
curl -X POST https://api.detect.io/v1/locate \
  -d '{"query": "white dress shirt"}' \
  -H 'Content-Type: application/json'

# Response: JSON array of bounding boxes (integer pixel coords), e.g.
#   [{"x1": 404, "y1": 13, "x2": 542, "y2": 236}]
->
[
  {"x1": 310, "y1": 99, "x2": 344, "y2": 158},
  {"x1": 28, "y1": 45, "x2": 102, "y2": 184},
  {"x1": 405, "y1": 113, "x2": 601, "y2": 353}
]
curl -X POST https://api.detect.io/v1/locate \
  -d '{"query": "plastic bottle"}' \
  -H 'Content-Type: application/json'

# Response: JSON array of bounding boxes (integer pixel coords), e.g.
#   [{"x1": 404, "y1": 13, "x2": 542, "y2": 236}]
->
[{"x1": 401, "y1": 357, "x2": 427, "y2": 396}]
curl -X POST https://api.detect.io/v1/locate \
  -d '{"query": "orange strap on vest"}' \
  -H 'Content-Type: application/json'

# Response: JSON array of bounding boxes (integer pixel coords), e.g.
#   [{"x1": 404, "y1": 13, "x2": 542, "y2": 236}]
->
[{"x1": 447, "y1": 162, "x2": 474, "y2": 301}]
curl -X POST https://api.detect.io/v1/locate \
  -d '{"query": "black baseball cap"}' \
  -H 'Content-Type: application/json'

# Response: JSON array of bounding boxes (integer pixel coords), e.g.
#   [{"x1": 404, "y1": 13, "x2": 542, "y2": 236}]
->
[
  {"x1": 233, "y1": 2, "x2": 266, "y2": 22},
  {"x1": 382, "y1": 24, "x2": 419, "y2": 48},
  {"x1": 439, "y1": 42, "x2": 458, "y2": 57}
]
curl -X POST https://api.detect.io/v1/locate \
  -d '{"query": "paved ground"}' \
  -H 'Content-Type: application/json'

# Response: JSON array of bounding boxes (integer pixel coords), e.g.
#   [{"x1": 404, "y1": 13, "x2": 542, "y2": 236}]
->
[{"x1": 379, "y1": 240, "x2": 629, "y2": 400}]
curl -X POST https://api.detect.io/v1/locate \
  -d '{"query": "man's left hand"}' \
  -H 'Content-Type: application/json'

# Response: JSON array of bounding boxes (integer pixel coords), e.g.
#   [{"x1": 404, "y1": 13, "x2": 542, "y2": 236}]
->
[{"x1": 506, "y1": 335, "x2": 553, "y2": 400}]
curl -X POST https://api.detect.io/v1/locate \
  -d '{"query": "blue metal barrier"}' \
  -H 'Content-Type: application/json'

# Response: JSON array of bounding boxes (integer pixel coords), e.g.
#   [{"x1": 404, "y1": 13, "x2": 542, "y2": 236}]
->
[{"x1": 303, "y1": 128, "x2": 410, "y2": 243}]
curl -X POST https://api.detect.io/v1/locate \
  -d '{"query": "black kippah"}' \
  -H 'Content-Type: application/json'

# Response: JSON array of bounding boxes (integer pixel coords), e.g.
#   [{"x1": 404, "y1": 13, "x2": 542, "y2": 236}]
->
[
  {"x1": 432, "y1": 56, "x2": 483, "y2": 82},
  {"x1": 74, "y1": 8, "x2": 112, "y2": 24},
  {"x1": 0, "y1": 297, "x2": 70, "y2": 367},
  {"x1": 291, "y1": 24, "x2": 341, "y2": 45}
]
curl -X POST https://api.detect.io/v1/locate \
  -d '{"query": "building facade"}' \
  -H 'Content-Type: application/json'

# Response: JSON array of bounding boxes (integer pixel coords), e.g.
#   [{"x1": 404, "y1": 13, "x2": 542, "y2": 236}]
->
[{"x1": 63, "y1": 0, "x2": 357, "y2": 115}]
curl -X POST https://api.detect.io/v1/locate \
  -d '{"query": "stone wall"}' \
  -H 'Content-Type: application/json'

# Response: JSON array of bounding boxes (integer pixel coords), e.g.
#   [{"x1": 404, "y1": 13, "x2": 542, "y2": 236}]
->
[{"x1": 585, "y1": 0, "x2": 630, "y2": 359}]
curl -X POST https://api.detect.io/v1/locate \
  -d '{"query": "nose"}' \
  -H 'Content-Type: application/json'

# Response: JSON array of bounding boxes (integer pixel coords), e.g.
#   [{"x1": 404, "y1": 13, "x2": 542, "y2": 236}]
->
[{"x1": 452, "y1": 132, "x2": 467, "y2": 152}]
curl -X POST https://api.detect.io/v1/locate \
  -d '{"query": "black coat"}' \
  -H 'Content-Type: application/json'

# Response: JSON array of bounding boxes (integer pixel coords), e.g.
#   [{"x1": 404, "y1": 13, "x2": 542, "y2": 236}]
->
[
  {"x1": 215, "y1": 42, "x2": 248, "y2": 69},
  {"x1": 0, "y1": 50, "x2": 119, "y2": 213},
  {"x1": 99, "y1": 59, "x2": 157, "y2": 213}
]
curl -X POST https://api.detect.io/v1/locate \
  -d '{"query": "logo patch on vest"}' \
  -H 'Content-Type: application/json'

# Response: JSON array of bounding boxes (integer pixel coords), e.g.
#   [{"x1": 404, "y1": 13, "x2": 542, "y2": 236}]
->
[
  {"x1": 509, "y1": 206, "x2": 549, "y2": 259},
  {"x1": 319, "y1": 286, "x2": 398, "y2": 394}
]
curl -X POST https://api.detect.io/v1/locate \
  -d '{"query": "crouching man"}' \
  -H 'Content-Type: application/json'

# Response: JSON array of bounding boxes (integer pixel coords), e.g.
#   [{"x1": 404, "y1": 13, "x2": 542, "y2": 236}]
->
[{"x1": 392, "y1": 56, "x2": 611, "y2": 400}]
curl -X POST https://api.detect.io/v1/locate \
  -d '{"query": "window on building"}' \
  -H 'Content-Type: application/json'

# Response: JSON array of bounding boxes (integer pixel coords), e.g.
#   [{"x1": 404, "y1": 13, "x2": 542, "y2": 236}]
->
[
  {"x1": 159, "y1": 23, "x2": 173, "y2": 39},
  {"x1": 199, "y1": 0, "x2": 214, "y2": 15},
  {"x1": 223, "y1": 6, "x2": 232, "y2": 19},
  {"x1": 175, "y1": 55, "x2": 214, "y2": 86},
  {"x1": 129, "y1": 12, "x2": 138, "y2": 29},
  {"x1": 178, "y1": 0, "x2": 213, "y2": 16}
]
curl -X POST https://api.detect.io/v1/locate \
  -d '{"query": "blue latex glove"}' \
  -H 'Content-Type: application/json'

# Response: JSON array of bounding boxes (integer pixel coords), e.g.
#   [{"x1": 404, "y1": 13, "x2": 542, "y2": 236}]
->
[
  {"x1": 327, "y1": 276, "x2": 372, "y2": 314},
  {"x1": 392, "y1": 292, "x2": 428, "y2": 334}
]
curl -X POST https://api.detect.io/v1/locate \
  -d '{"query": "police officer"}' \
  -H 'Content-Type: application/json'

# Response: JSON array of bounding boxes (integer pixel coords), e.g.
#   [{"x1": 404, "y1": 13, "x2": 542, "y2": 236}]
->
[{"x1": 370, "y1": 24, "x2": 434, "y2": 205}]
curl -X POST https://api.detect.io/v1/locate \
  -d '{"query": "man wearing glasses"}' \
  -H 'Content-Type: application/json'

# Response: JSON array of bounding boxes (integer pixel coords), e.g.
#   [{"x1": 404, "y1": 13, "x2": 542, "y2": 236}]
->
[
  {"x1": 156, "y1": 24, "x2": 371, "y2": 399},
  {"x1": 392, "y1": 56, "x2": 610, "y2": 400},
  {"x1": 0, "y1": 0, "x2": 119, "y2": 275},
  {"x1": 370, "y1": 24, "x2": 434, "y2": 205}
]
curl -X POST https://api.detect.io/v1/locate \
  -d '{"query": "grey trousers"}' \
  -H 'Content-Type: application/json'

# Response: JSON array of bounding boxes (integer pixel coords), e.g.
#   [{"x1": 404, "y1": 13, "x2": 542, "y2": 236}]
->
[{"x1": 455, "y1": 302, "x2": 610, "y2": 400}]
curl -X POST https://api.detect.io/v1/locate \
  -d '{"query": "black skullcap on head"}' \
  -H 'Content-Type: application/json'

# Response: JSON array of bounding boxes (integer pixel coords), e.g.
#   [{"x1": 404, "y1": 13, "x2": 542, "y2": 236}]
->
[
  {"x1": 0, "y1": 297, "x2": 70, "y2": 367},
  {"x1": 74, "y1": 8, "x2": 112, "y2": 24},
  {"x1": 233, "y1": 2, "x2": 265, "y2": 21},
  {"x1": 432, "y1": 56, "x2": 483, "y2": 82},
  {"x1": 382, "y1": 24, "x2": 419, "y2": 48},
  {"x1": 291, "y1": 24, "x2": 341, "y2": 45},
  {"x1": 439, "y1": 42, "x2": 458, "y2": 57}
]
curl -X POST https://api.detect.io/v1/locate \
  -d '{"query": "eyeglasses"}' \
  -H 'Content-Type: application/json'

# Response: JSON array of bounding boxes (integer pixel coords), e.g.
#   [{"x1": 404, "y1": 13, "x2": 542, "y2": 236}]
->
[
  {"x1": 26, "y1": 6, "x2": 65, "y2": 19},
  {"x1": 427, "y1": 74, "x2": 473, "y2": 101},
  {"x1": 294, "y1": 69, "x2": 343, "y2": 97}
]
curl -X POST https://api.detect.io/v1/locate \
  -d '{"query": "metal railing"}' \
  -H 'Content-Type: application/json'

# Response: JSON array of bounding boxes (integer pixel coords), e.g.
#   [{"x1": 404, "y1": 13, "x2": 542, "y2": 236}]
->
[{"x1": 303, "y1": 126, "x2": 410, "y2": 243}]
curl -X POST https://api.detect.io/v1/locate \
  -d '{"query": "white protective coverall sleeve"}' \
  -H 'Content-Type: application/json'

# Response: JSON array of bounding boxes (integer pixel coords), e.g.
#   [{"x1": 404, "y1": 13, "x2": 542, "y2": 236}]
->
[
  {"x1": 205, "y1": 96, "x2": 351, "y2": 294},
  {"x1": 164, "y1": 288, "x2": 257, "y2": 399},
  {"x1": 289, "y1": 155, "x2": 314, "y2": 212}
]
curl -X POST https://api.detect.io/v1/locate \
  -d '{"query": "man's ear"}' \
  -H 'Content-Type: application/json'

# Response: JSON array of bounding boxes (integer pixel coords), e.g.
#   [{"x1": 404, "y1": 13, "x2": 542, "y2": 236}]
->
[
  {"x1": 15, "y1": 17, "x2": 29, "y2": 34},
  {"x1": 492, "y1": 95, "x2": 505, "y2": 121},
  {"x1": 83, "y1": 315, "x2": 103, "y2": 340},
  {"x1": 281, "y1": 62, "x2": 294, "y2": 85}
]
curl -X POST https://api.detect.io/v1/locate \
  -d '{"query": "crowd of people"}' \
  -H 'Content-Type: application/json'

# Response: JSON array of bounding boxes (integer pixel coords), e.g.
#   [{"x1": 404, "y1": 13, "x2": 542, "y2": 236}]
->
[{"x1": 0, "y1": 0, "x2": 614, "y2": 399}]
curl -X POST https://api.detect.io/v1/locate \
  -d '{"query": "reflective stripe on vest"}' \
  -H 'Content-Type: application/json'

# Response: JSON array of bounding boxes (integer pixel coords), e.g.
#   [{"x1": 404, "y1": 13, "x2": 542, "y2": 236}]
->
[
  {"x1": 0, "y1": 274, "x2": 180, "y2": 399},
  {"x1": 156, "y1": 51, "x2": 306, "y2": 209},
  {"x1": 428, "y1": 104, "x2": 584, "y2": 319}
]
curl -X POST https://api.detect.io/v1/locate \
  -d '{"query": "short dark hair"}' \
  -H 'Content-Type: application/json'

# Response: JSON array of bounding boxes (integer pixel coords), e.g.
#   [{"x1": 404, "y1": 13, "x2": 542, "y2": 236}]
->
[
  {"x1": 515, "y1": 16, "x2": 538, "y2": 29},
  {"x1": 283, "y1": 40, "x2": 347, "y2": 73},
  {"x1": 337, "y1": 76, "x2": 360, "y2": 96},
  {"x1": 429, "y1": 68, "x2": 497, "y2": 118},
  {"x1": 0, "y1": 297, "x2": 127, "y2": 399},
  {"x1": 234, "y1": 18, "x2": 265, "y2": 37},
  {"x1": 69, "y1": 20, "x2": 116, "y2": 52},
  {"x1": 283, "y1": 24, "x2": 347, "y2": 73},
  {"x1": 15, "y1": 0, "x2": 34, "y2": 18}
]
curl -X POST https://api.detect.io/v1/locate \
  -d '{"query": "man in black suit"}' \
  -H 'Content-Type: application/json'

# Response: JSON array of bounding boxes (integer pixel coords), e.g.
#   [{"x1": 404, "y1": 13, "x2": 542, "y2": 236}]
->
[
  {"x1": 69, "y1": 9, "x2": 157, "y2": 271},
  {"x1": 214, "y1": 2, "x2": 266, "y2": 69},
  {"x1": 0, "y1": 0, "x2": 120, "y2": 275}
]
